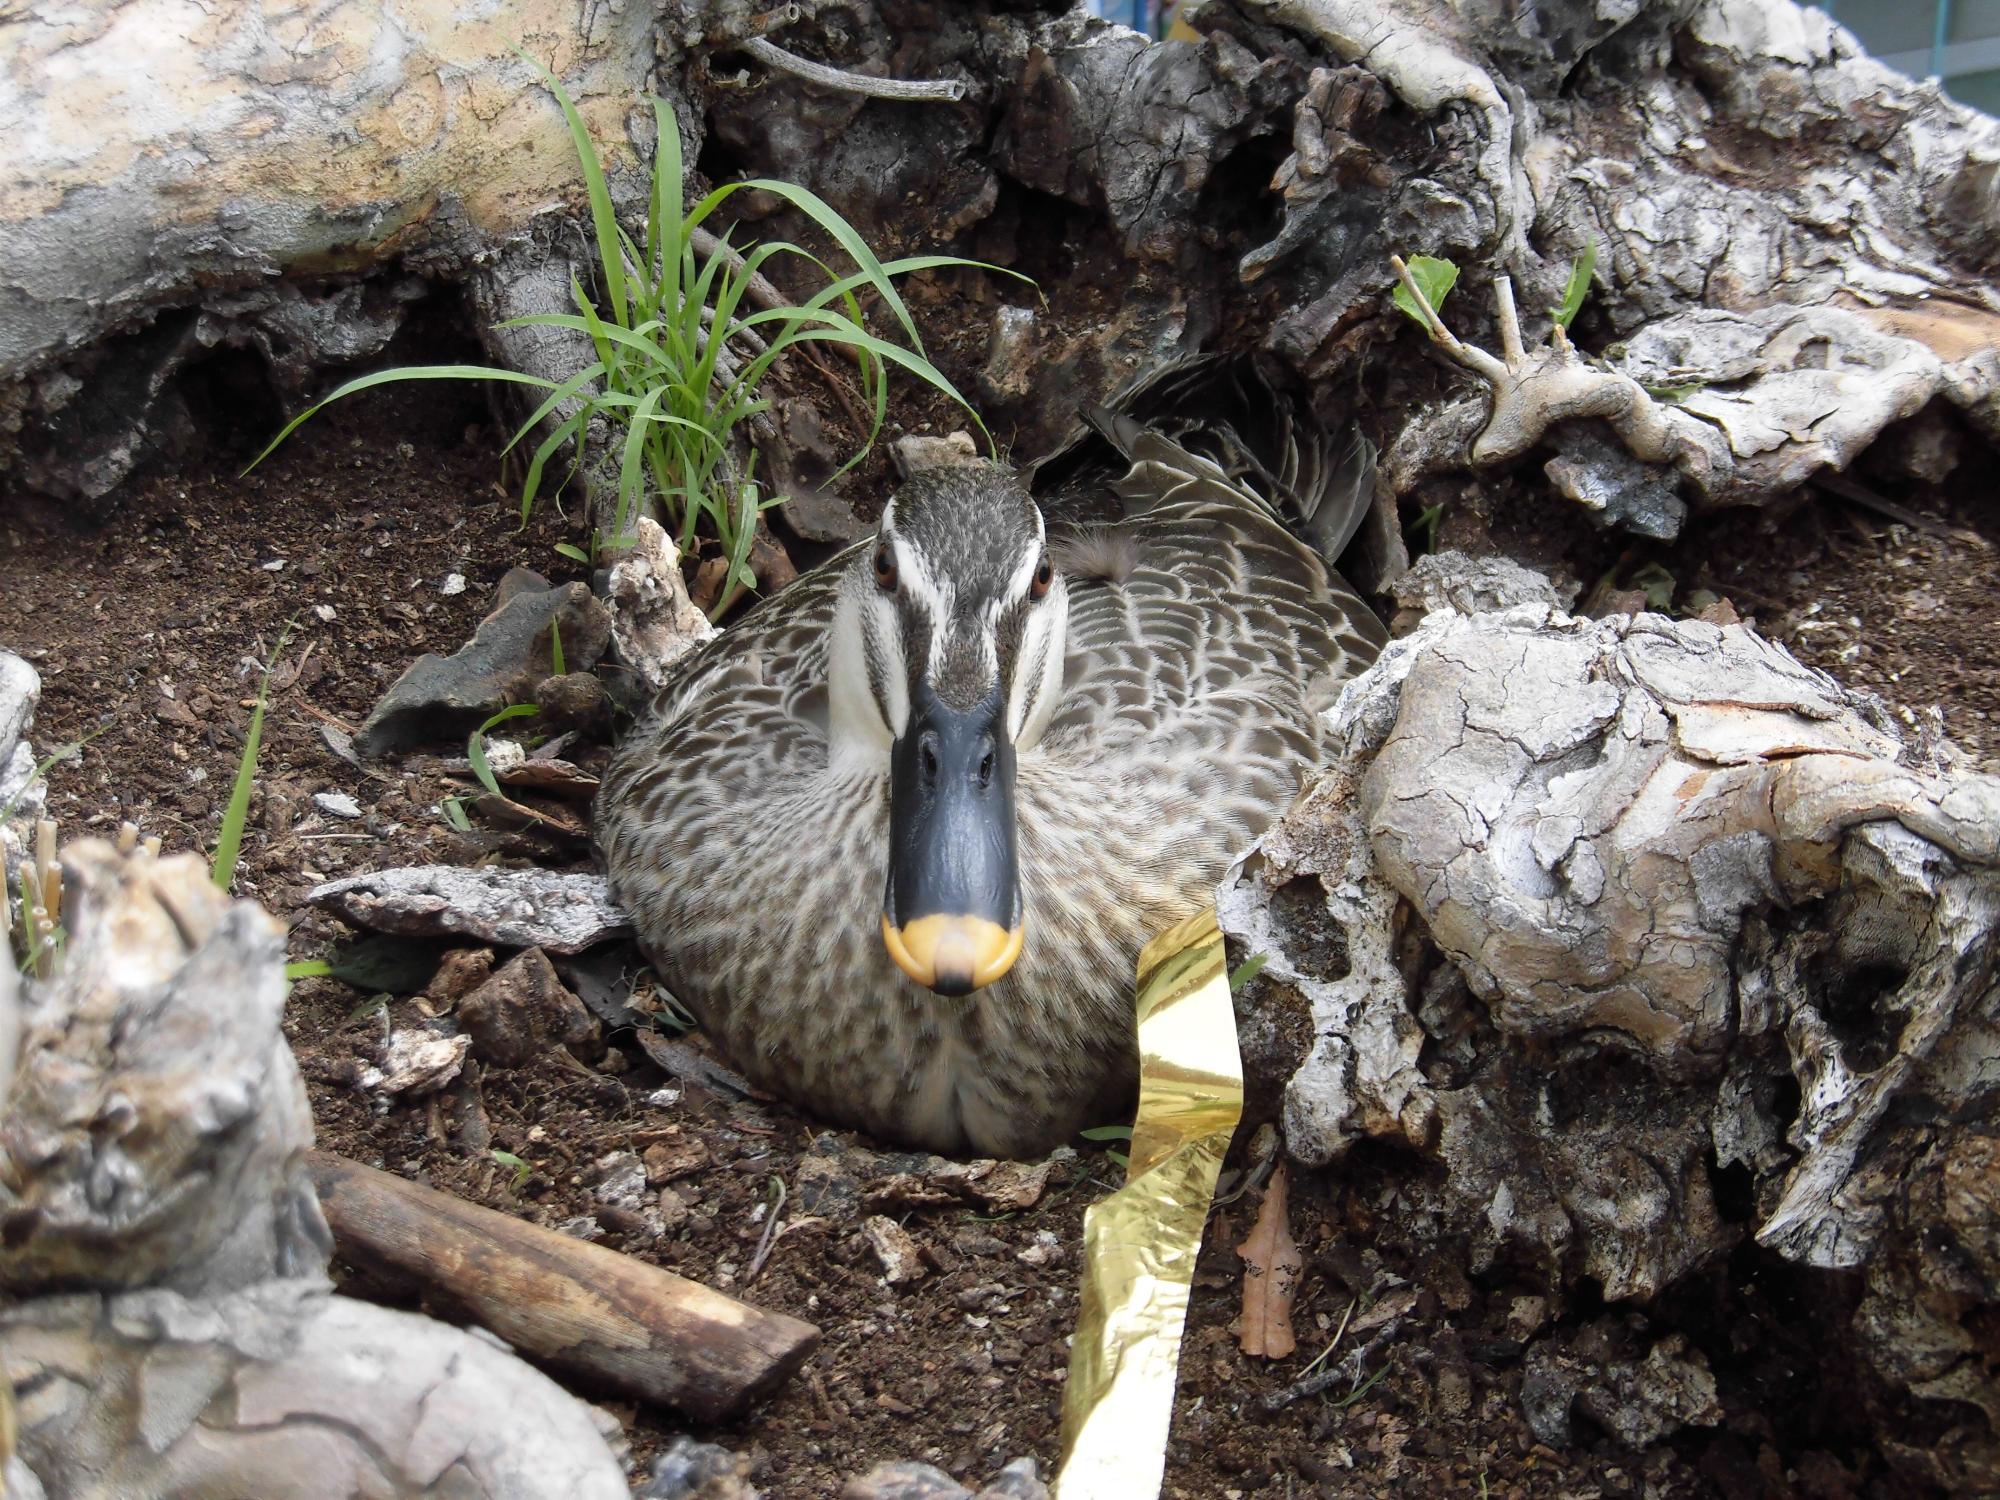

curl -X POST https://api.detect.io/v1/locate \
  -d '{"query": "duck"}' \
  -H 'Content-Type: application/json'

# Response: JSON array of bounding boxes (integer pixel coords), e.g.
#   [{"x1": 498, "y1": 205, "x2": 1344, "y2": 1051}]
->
[{"x1": 595, "y1": 356, "x2": 1388, "y2": 1159}]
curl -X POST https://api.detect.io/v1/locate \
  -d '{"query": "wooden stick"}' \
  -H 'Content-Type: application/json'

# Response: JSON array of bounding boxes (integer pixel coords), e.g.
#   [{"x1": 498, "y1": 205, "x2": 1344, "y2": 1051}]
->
[{"x1": 305, "y1": 1150, "x2": 819, "y2": 1422}]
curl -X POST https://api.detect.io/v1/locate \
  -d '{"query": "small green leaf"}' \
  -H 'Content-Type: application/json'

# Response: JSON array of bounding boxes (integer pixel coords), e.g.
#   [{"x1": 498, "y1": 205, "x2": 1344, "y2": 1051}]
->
[
  {"x1": 1552, "y1": 241, "x2": 1598, "y2": 331},
  {"x1": 284, "y1": 959, "x2": 333, "y2": 980},
  {"x1": 1392, "y1": 255, "x2": 1460, "y2": 325},
  {"x1": 1228, "y1": 952, "x2": 1271, "y2": 993},
  {"x1": 1629, "y1": 562, "x2": 1676, "y2": 612},
  {"x1": 549, "y1": 620, "x2": 566, "y2": 677},
  {"x1": 1641, "y1": 381, "x2": 1704, "y2": 403},
  {"x1": 1079, "y1": 1124, "x2": 1133, "y2": 1142},
  {"x1": 489, "y1": 1149, "x2": 533, "y2": 1191},
  {"x1": 553, "y1": 542, "x2": 591, "y2": 564},
  {"x1": 440, "y1": 796, "x2": 473, "y2": 832}
]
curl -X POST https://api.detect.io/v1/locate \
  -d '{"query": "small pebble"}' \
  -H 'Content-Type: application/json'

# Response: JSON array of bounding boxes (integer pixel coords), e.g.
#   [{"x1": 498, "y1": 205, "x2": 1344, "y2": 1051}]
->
[
  {"x1": 440, "y1": 572, "x2": 468, "y2": 596},
  {"x1": 313, "y1": 603, "x2": 337, "y2": 622},
  {"x1": 261, "y1": 559, "x2": 286, "y2": 572}
]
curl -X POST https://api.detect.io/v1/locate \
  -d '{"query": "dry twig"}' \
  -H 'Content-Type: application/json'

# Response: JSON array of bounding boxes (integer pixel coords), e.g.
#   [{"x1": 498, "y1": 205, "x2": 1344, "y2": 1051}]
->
[{"x1": 739, "y1": 34, "x2": 967, "y2": 102}]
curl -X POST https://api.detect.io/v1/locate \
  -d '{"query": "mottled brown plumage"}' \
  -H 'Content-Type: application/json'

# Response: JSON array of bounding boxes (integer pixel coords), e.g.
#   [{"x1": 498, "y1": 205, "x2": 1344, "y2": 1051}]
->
[{"x1": 596, "y1": 363, "x2": 1385, "y2": 1157}]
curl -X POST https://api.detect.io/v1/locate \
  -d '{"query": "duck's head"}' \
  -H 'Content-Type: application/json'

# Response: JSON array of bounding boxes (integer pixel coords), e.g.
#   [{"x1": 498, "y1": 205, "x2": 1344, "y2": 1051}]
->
[{"x1": 827, "y1": 462, "x2": 1067, "y2": 997}]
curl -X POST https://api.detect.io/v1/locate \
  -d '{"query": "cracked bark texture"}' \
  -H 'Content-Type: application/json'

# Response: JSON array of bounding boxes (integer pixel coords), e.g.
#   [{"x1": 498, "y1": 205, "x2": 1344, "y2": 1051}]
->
[
  {"x1": 702, "y1": 0, "x2": 2000, "y2": 538},
  {"x1": 15, "y1": 0, "x2": 1996, "y2": 534},
  {"x1": 1224, "y1": 0, "x2": 2000, "y2": 525},
  {"x1": 0, "y1": 0, "x2": 660, "y2": 509},
  {"x1": 1219, "y1": 568, "x2": 2000, "y2": 1478},
  {"x1": 0, "y1": 841, "x2": 629, "y2": 1499}
]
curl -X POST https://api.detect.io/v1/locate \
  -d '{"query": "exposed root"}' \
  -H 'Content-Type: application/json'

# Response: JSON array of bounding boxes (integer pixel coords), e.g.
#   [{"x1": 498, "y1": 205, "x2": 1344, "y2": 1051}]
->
[{"x1": 1390, "y1": 254, "x2": 1727, "y2": 494}]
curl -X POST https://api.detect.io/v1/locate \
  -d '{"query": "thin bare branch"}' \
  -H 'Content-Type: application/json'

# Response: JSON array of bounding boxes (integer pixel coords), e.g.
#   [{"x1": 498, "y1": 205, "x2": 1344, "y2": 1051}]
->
[{"x1": 740, "y1": 35, "x2": 967, "y2": 102}]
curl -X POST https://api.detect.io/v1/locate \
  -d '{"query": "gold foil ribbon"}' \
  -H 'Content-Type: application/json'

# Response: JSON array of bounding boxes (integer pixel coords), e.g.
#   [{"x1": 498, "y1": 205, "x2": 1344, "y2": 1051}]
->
[{"x1": 1056, "y1": 905, "x2": 1243, "y2": 1498}]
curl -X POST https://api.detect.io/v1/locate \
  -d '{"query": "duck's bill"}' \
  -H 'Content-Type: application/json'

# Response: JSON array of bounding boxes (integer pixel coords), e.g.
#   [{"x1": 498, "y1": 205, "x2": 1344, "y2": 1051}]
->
[
  {"x1": 881, "y1": 912, "x2": 1024, "y2": 996},
  {"x1": 883, "y1": 684, "x2": 1023, "y2": 996}
]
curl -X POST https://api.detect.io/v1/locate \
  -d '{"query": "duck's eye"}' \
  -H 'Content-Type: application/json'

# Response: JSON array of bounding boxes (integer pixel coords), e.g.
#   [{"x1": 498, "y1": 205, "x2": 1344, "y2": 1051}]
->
[
  {"x1": 1030, "y1": 554, "x2": 1054, "y2": 599},
  {"x1": 873, "y1": 544, "x2": 898, "y2": 592}
]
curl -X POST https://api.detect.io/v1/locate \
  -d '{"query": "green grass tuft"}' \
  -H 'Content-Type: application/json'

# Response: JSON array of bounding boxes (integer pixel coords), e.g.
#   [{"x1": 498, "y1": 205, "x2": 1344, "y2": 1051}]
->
[{"x1": 246, "y1": 62, "x2": 1029, "y2": 604}]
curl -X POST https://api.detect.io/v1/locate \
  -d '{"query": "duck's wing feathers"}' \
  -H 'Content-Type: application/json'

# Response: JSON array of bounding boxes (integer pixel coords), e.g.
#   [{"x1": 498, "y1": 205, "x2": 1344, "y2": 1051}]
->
[
  {"x1": 1037, "y1": 353, "x2": 1377, "y2": 566},
  {"x1": 614, "y1": 553, "x2": 850, "y2": 810},
  {"x1": 1042, "y1": 423, "x2": 1385, "y2": 785}
]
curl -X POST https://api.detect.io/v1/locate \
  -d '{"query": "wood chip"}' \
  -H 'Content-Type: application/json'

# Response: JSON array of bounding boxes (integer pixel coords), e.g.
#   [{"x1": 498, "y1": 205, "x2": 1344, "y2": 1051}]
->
[
  {"x1": 861, "y1": 1215, "x2": 927, "y2": 1285},
  {"x1": 1236, "y1": 1162, "x2": 1302, "y2": 1359},
  {"x1": 633, "y1": 1028, "x2": 755, "y2": 1098}
]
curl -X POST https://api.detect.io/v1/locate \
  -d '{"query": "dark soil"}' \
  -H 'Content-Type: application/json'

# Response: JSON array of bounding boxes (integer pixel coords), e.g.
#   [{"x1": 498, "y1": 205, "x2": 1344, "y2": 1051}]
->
[{"x1": 3, "y1": 348, "x2": 1989, "y2": 1498}]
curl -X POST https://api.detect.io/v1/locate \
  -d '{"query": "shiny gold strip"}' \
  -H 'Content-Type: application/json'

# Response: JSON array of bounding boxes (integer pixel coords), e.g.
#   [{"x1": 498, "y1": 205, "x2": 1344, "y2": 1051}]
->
[{"x1": 1056, "y1": 905, "x2": 1244, "y2": 1498}]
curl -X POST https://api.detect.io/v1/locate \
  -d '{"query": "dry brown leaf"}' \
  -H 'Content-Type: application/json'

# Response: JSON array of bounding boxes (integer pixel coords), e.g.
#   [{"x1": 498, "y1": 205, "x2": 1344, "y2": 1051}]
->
[{"x1": 1235, "y1": 1161, "x2": 1302, "y2": 1358}]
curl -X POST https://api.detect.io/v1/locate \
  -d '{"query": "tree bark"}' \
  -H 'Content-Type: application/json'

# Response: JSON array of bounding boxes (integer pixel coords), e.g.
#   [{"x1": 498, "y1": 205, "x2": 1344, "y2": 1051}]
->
[
  {"x1": 1218, "y1": 554, "x2": 2000, "y2": 1484},
  {"x1": 0, "y1": 0, "x2": 660, "y2": 504},
  {"x1": 0, "y1": 840, "x2": 635, "y2": 1497}
]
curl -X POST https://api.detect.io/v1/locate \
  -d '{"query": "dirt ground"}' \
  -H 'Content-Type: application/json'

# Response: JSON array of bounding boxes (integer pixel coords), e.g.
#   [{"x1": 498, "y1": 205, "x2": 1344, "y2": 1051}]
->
[{"x1": 3, "y1": 346, "x2": 1992, "y2": 1498}]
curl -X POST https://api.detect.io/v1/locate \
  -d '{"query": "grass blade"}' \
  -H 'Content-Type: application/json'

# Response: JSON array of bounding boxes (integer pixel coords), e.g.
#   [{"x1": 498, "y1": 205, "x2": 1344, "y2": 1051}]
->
[
  {"x1": 516, "y1": 49, "x2": 628, "y2": 327},
  {"x1": 242, "y1": 366, "x2": 557, "y2": 475},
  {"x1": 467, "y1": 704, "x2": 539, "y2": 797},
  {"x1": 1552, "y1": 241, "x2": 1598, "y2": 331},
  {"x1": 214, "y1": 623, "x2": 294, "y2": 890}
]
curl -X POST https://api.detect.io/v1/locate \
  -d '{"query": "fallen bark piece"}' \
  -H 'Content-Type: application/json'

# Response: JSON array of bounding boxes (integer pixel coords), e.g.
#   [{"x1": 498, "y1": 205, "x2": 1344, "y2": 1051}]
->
[
  {"x1": 459, "y1": 947, "x2": 601, "y2": 1066},
  {"x1": 1235, "y1": 1162, "x2": 1302, "y2": 1359},
  {"x1": 864, "y1": 1158, "x2": 1056, "y2": 1215},
  {"x1": 360, "y1": 1026, "x2": 470, "y2": 1097},
  {"x1": 353, "y1": 581, "x2": 610, "y2": 758},
  {"x1": 308, "y1": 865, "x2": 631, "y2": 954},
  {"x1": 306, "y1": 1150, "x2": 820, "y2": 1421},
  {"x1": 635, "y1": 1026, "x2": 756, "y2": 1097},
  {"x1": 790, "y1": 1136, "x2": 1062, "y2": 1221},
  {"x1": 642, "y1": 1131, "x2": 711, "y2": 1185},
  {"x1": 604, "y1": 517, "x2": 717, "y2": 697},
  {"x1": 432, "y1": 753, "x2": 603, "y2": 798},
  {"x1": 861, "y1": 1215, "x2": 927, "y2": 1285}
]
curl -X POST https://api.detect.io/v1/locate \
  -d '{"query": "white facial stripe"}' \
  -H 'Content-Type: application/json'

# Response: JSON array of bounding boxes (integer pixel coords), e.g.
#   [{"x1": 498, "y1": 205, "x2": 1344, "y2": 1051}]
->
[
  {"x1": 1012, "y1": 579, "x2": 1067, "y2": 750},
  {"x1": 828, "y1": 587, "x2": 889, "y2": 767},
  {"x1": 891, "y1": 538, "x2": 957, "y2": 676},
  {"x1": 869, "y1": 591, "x2": 910, "y2": 737},
  {"x1": 827, "y1": 570, "x2": 912, "y2": 770},
  {"x1": 1000, "y1": 544, "x2": 1041, "y2": 606}
]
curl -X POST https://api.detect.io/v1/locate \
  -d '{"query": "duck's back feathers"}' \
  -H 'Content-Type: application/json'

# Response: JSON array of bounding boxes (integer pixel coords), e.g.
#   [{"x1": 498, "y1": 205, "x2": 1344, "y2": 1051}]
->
[{"x1": 1034, "y1": 352, "x2": 1377, "y2": 565}]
